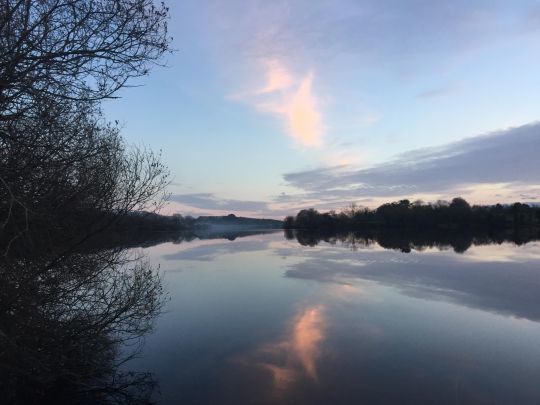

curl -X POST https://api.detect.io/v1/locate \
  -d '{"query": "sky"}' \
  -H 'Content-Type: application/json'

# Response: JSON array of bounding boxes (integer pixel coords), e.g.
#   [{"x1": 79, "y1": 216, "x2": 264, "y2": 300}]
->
[{"x1": 103, "y1": 0, "x2": 540, "y2": 218}]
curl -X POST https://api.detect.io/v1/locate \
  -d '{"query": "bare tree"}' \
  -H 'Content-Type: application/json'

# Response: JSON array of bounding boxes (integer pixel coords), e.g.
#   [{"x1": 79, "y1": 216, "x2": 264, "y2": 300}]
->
[
  {"x1": 0, "y1": 99, "x2": 171, "y2": 255},
  {"x1": 0, "y1": 0, "x2": 170, "y2": 118},
  {"x1": 0, "y1": 0, "x2": 173, "y2": 253},
  {"x1": 0, "y1": 3, "x2": 173, "y2": 400}
]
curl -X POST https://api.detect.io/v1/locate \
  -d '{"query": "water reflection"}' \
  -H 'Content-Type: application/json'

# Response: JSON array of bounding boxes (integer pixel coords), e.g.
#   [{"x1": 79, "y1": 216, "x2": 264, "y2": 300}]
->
[
  {"x1": 281, "y1": 236, "x2": 540, "y2": 322},
  {"x1": 5, "y1": 229, "x2": 540, "y2": 403},
  {"x1": 234, "y1": 305, "x2": 325, "y2": 395},
  {"x1": 134, "y1": 230, "x2": 540, "y2": 404},
  {"x1": 288, "y1": 227, "x2": 540, "y2": 253},
  {"x1": 0, "y1": 247, "x2": 165, "y2": 403},
  {"x1": 163, "y1": 238, "x2": 270, "y2": 262}
]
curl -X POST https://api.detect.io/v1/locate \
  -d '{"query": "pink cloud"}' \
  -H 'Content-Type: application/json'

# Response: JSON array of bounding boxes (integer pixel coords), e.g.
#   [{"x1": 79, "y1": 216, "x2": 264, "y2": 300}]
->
[
  {"x1": 286, "y1": 73, "x2": 323, "y2": 147},
  {"x1": 239, "y1": 60, "x2": 325, "y2": 147},
  {"x1": 258, "y1": 59, "x2": 294, "y2": 94}
]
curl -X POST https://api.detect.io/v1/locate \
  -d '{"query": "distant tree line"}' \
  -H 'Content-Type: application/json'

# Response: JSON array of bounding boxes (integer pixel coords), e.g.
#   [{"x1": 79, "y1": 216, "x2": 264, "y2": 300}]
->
[{"x1": 284, "y1": 198, "x2": 540, "y2": 231}]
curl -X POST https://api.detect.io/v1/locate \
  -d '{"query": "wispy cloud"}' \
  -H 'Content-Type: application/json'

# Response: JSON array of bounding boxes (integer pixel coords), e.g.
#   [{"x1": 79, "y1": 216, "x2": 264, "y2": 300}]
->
[
  {"x1": 416, "y1": 82, "x2": 460, "y2": 99},
  {"x1": 169, "y1": 193, "x2": 269, "y2": 212},
  {"x1": 207, "y1": 0, "x2": 530, "y2": 72},
  {"x1": 257, "y1": 59, "x2": 294, "y2": 94},
  {"x1": 167, "y1": 123, "x2": 540, "y2": 217},
  {"x1": 285, "y1": 73, "x2": 323, "y2": 146},
  {"x1": 281, "y1": 122, "x2": 540, "y2": 204},
  {"x1": 238, "y1": 59, "x2": 324, "y2": 147}
]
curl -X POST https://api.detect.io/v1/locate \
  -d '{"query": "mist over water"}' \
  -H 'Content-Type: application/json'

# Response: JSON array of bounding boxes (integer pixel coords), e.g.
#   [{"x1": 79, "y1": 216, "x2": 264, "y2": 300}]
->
[{"x1": 125, "y1": 231, "x2": 540, "y2": 404}]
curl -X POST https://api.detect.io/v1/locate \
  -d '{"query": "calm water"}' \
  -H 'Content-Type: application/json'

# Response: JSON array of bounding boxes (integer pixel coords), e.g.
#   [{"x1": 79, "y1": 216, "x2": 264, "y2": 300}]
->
[{"x1": 129, "y1": 231, "x2": 540, "y2": 404}]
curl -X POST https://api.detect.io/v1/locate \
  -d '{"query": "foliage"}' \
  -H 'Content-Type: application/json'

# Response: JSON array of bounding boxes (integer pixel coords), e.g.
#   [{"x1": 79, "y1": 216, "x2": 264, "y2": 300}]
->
[{"x1": 284, "y1": 198, "x2": 540, "y2": 231}]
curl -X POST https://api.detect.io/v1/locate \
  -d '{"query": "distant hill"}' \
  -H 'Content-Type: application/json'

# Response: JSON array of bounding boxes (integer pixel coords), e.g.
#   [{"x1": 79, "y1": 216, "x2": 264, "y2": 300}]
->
[
  {"x1": 113, "y1": 212, "x2": 282, "y2": 233},
  {"x1": 195, "y1": 214, "x2": 282, "y2": 230}
]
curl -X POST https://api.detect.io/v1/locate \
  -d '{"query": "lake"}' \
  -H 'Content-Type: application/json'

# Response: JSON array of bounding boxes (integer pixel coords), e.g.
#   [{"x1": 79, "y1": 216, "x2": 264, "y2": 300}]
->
[{"x1": 125, "y1": 230, "x2": 540, "y2": 404}]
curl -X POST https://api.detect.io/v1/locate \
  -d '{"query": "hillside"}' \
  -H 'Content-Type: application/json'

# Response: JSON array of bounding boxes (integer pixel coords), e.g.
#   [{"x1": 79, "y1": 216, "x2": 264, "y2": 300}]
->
[{"x1": 195, "y1": 214, "x2": 282, "y2": 230}]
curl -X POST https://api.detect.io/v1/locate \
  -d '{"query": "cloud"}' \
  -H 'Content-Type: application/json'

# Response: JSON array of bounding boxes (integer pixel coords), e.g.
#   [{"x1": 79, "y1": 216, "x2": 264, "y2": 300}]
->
[
  {"x1": 282, "y1": 122, "x2": 540, "y2": 202},
  {"x1": 182, "y1": 0, "x2": 540, "y2": 162},
  {"x1": 169, "y1": 122, "x2": 540, "y2": 217},
  {"x1": 239, "y1": 60, "x2": 324, "y2": 147},
  {"x1": 285, "y1": 73, "x2": 323, "y2": 146},
  {"x1": 416, "y1": 82, "x2": 460, "y2": 99},
  {"x1": 207, "y1": 0, "x2": 533, "y2": 72},
  {"x1": 525, "y1": 5, "x2": 540, "y2": 29},
  {"x1": 258, "y1": 59, "x2": 294, "y2": 94},
  {"x1": 169, "y1": 193, "x2": 269, "y2": 212}
]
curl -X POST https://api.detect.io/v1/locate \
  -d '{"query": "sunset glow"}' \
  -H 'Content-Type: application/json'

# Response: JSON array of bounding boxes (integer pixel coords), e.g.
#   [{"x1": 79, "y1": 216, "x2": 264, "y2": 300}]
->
[{"x1": 103, "y1": 0, "x2": 540, "y2": 216}]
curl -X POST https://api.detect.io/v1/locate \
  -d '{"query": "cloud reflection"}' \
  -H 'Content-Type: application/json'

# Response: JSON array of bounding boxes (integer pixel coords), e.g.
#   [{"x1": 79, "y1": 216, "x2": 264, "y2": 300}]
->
[
  {"x1": 281, "y1": 243, "x2": 540, "y2": 322},
  {"x1": 290, "y1": 306, "x2": 325, "y2": 380},
  {"x1": 234, "y1": 306, "x2": 326, "y2": 394}
]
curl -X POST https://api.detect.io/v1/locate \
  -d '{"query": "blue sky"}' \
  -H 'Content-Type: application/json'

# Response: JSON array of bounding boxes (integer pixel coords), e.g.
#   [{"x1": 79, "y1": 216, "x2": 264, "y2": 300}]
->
[{"x1": 103, "y1": 0, "x2": 540, "y2": 218}]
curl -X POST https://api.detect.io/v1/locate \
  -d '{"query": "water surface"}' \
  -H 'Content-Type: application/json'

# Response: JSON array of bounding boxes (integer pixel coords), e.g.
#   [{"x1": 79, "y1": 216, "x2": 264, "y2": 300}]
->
[{"x1": 130, "y1": 231, "x2": 540, "y2": 404}]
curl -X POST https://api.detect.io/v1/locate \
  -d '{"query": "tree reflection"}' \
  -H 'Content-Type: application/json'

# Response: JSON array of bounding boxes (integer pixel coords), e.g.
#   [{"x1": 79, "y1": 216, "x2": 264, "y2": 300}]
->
[
  {"x1": 0, "y1": 247, "x2": 165, "y2": 404},
  {"x1": 288, "y1": 227, "x2": 540, "y2": 253}
]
